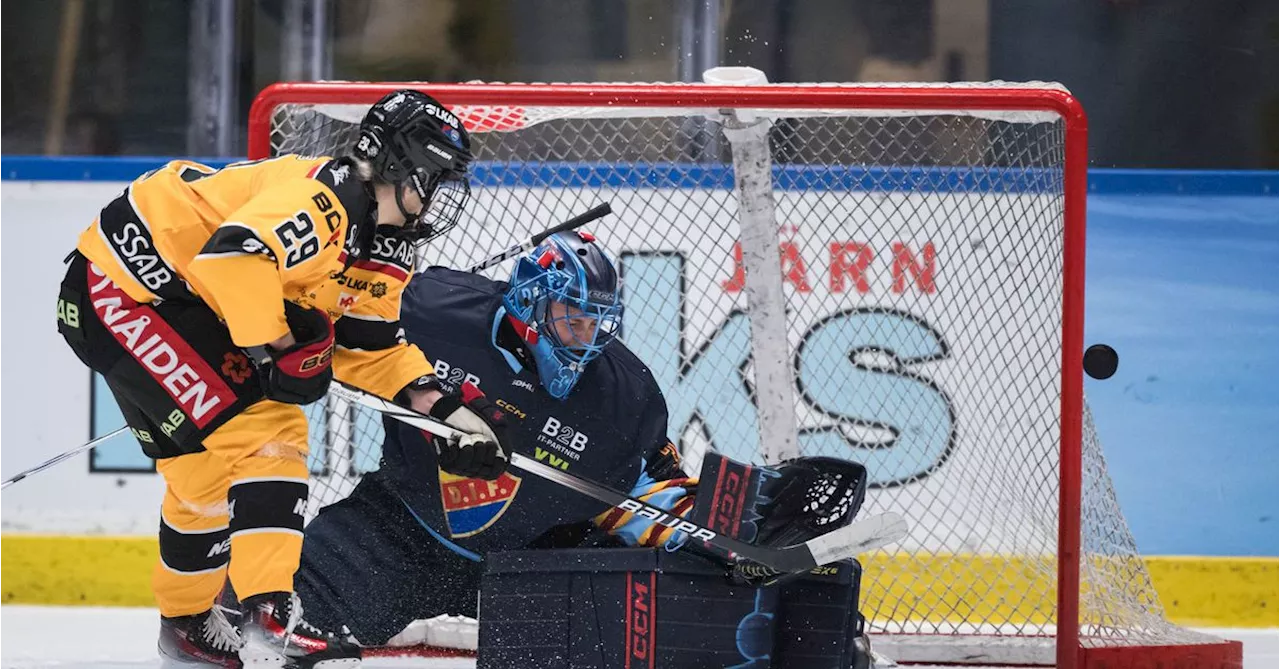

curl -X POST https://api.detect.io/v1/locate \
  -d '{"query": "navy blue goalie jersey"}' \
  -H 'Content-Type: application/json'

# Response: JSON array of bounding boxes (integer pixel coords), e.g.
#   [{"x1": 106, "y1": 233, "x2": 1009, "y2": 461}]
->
[{"x1": 375, "y1": 266, "x2": 674, "y2": 558}]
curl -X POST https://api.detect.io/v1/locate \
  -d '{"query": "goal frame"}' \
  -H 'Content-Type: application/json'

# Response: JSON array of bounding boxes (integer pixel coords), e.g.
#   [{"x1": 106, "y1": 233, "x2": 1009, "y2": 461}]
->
[{"x1": 248, "y1": 80, "x2": 1092, "y2": 667}]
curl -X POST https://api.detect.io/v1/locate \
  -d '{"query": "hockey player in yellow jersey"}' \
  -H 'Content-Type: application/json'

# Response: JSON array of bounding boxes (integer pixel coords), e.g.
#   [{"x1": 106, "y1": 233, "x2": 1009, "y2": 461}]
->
[{"x1": 55, "y1": 90, "x2": 510, "y2": 668}]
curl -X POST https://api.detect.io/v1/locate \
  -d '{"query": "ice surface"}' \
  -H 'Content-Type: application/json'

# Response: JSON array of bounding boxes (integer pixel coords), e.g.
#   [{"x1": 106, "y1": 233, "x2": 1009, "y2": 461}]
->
[
  {"x1": 0, "y1": 606, "x2": 473, "y2": 668},
  {"x1": 1, "y1": 605, "x2": 1275, "y2": 668}
]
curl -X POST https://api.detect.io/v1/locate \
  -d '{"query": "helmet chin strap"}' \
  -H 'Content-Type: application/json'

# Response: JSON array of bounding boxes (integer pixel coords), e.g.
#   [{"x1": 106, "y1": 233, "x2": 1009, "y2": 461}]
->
[{"x1": 391, "y1": 177, "x2": 434, "y2": 242}]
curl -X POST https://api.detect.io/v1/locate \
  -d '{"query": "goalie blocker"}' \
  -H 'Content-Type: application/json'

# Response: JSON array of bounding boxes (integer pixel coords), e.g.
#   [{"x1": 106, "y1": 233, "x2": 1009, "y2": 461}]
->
[{"x1": 478, "y1": 452, "x2": 873, "y2": 669}]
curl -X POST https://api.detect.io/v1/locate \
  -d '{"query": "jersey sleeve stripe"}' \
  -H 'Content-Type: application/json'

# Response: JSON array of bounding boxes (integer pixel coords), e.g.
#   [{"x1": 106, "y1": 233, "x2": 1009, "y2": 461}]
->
[
  {"x1": 198, "y1": 222, "x2": 278, "y2": 260},
  {"x1": 349, "y1": 258, "x2": 409, "y2": 282},
  {"x1": 95, "y1": 188, "x2": 191, "y2": 301},
  {"x1": 595, "y1": 506, "x2": 628, "y2": 532},
  {"x1": 670, "y1": 495, "x2": 696, "y2": 519}
]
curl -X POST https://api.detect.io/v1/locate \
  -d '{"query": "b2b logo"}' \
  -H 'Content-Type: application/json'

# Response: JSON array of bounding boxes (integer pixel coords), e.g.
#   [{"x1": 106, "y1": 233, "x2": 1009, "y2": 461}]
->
[
  {"x1": 540, "y1": 417, "x2": 588, "y2": 452},
  {"x1": 434, "y1": 359, "x2": 480, "y2": 390}
]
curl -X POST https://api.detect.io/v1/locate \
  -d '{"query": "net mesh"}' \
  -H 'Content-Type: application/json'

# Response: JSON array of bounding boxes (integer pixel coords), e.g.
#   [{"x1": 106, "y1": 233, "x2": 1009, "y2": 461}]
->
[{"x1": 265, "y1": 83, "x2": 1214, "y2": 660}]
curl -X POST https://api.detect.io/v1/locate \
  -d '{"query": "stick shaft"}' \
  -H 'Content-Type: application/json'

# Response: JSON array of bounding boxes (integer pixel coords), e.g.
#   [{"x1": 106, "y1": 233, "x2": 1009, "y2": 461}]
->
[
  {"x1": 328, "y1": 382, "x2": 752, "y2": 556},
  {"x1": 466, "y1": 203, "x2": 612, "y2": 273},
  {"x1": 326, "y1": 380, "x2": 902, "y2": 576},
  {"x1": 1, "y1": 426, "x2": 129, "y2": 490}
]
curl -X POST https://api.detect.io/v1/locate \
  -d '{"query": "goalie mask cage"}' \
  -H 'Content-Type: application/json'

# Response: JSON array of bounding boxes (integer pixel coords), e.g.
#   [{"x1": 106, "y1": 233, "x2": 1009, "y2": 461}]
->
[{"x1": 249, "y1": 79, "x2": 1241, "y2": 669}]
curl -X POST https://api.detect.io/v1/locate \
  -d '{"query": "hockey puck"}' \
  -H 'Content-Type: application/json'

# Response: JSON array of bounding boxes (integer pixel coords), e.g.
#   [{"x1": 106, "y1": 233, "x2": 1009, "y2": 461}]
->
[{"x1": 1083, "y1": 344, "x2": 1119, "y2": 380}]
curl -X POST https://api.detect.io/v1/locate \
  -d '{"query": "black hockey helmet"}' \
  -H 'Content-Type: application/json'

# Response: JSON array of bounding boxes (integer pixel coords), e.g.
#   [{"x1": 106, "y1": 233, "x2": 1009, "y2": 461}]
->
[{"x1": 353, "y1": 89, "x2": 474, "y2": 244}]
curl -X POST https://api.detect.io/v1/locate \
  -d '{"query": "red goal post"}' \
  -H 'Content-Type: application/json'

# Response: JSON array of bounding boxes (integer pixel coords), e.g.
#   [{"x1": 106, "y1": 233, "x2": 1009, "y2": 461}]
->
[{"x1": 247, "y1": 79, "x2": 1239, "y2": 668}]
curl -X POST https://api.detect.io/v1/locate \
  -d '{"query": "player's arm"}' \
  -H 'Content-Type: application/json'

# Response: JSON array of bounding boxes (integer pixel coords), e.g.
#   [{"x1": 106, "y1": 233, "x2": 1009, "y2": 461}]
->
[
  {"x1": 343, "y1": 277, "x2": 513, "y2": 479},
  {"x1": 186, "y1": 177, "x2": 349, "y2": 405},
  {"x1": 187, "y1": 177, "x2": 344, "y2": 348},
  {"x1": 593, "y1": 392, "x2": 699, "y2": 548},
  {"x1": 333, "y1": 277, "x2": 437, "y2": 403}
]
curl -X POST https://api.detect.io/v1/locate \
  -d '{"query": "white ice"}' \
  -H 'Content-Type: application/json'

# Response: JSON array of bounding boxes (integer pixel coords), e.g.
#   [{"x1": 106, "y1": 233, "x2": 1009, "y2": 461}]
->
[
  {"x1": 1, "y1": 605, "x2": 1276, "y2": 668},
  {"x1": 0, "y1": 606, "x2": 472, "y2": 669}
]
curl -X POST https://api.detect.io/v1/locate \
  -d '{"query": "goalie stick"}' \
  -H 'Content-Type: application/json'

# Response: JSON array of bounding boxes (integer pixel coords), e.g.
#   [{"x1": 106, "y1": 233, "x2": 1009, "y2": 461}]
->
[
  {"x1": 326, "y1": 380, "x2": 909, "y2": 582},
  {"x1": 464, "y1": 202, "x2": 613, "y2": 273}
]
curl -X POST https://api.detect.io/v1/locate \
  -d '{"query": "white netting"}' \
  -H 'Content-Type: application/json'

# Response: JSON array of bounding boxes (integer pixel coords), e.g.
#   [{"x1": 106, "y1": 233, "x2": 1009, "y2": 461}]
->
[{"x1": 266, "y1": 81, "x2": 1218, "y2": 663}]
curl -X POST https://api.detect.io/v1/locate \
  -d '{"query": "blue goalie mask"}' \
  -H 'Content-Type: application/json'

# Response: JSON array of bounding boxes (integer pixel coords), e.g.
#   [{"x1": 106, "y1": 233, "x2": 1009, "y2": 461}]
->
[{"x1": 500, "y1": 231, "x2": 623, "y2": 399}]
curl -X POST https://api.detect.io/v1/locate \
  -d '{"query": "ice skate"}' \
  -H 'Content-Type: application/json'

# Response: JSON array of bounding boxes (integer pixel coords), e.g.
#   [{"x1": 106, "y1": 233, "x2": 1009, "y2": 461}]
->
[
  {"x1": 158, "y1": 604, "x2": 243, "y2": 668},
  {"x1": 239, "y1": 591, "x2": 360, "y2": 668}
]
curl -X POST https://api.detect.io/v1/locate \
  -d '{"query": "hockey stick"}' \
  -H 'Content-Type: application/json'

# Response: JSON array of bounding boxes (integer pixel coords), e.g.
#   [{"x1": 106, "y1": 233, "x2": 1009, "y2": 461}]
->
[
  {"x1": 465, "y1": 202, "x2": 613, "y2": 273},
  {"x1": 1, "y1": 426, "x2": 129, "y2": 490},
  {"x1": 326, "y1": 380, "x2": 908, "y2": 580}
]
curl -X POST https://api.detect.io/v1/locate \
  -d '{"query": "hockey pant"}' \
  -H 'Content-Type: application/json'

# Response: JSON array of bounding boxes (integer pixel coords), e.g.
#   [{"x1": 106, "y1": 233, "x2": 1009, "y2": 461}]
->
[
  {"x1": 57, "y1": 253, "x2": 310, "y2": 617},
  {"x1": 295, "y1": 470, "x2": 485, "y2": 646}
]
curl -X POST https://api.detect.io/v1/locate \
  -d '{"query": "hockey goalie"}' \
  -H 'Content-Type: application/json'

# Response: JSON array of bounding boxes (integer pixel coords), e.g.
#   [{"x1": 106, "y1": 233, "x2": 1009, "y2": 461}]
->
[{"x1": 292, "y1": 230, "x2": 879, "y2": 668}]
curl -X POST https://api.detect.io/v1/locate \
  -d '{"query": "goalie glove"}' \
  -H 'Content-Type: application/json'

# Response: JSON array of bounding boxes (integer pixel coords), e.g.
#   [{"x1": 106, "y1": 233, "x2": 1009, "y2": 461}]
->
[
  {"x1": 753, "y1": 456, "x2": 867, "y2": 547},
  {"x1": 247, "y1": 301, "x2": 335, "y2": 405},
  {"x1": 729, "y1": 456, "x2": 868, "y2": 586},
  {"x1": 679, "y1": 452, "x2": 868, "y2": 586},
  {"x1": 427, "y1": 382, "x2": 511, "y2": 480}
]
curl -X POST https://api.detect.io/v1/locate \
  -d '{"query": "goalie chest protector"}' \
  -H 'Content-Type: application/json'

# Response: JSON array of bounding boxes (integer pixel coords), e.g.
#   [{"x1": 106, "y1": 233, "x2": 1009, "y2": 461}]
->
[{"x1": 478, "y1": 548, "x2": 867, "y2": 669}]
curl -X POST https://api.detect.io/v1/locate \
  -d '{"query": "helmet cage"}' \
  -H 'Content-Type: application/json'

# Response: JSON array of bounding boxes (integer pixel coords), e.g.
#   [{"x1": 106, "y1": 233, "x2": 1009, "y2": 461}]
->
[
  {"x1": 502, "y1": 251, "x2": 623, "y2": 398},
  {"x1": 530, "y1": 267, "x2": 622, "y2": 367},
  {"x1": 393, "y1": 167, "x2": 471, "y2": 244}
]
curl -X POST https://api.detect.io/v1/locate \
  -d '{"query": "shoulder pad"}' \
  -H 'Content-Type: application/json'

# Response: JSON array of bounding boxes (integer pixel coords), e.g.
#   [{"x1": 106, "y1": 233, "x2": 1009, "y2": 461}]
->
[
  {"x1": 312, "y1": 159, "x2": 368, "y2": 209},
  {"x1": 310, "y1": 159, "x2": 374, "y2": 263}
]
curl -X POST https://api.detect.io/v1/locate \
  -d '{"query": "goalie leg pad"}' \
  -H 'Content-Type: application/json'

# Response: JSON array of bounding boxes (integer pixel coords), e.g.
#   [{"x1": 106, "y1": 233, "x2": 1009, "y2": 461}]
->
[
  {"x1": 775, "y1": 559, "x2": 872, "y2": 669},
  {"x1": 479, "y1": 548, "x2": 779, "y2": 669}
]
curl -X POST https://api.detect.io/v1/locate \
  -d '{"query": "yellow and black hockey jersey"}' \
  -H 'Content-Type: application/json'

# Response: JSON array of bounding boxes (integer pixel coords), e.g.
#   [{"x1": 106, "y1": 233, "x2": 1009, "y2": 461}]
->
[{"x1": 75, "y1": 156, "x2": 432, "y2": 400}]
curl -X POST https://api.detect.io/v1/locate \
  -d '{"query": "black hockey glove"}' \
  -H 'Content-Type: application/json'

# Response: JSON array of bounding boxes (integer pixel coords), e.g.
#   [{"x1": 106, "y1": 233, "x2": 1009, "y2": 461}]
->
[
  {"x1": 247, "y1": 302, "x2": 335, "y2": 405},
  {"x1": 427, "y1": 382, "x2": 511, "y2": 480},
  {"x1": 684, "y1": 452, "x2": 868, "y2": 586},
  {"x1": 727, "y1": 456, "x2": 869, "y2": 585},
  {"x1": 751, "y1": 456, "x2": 868, "y2": 548}
]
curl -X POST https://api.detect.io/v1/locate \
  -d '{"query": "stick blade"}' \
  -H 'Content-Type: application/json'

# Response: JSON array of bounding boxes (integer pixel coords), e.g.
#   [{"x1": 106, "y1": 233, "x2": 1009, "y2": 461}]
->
[{"x1": 807, "y1": 511, "x2": 909, "y2": 566}]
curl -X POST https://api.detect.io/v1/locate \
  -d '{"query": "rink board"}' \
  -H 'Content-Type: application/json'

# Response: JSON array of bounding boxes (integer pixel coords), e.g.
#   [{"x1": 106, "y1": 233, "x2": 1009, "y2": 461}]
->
[{"x1": 3, "y1": 535, "x2": 1275, "y2": 628}]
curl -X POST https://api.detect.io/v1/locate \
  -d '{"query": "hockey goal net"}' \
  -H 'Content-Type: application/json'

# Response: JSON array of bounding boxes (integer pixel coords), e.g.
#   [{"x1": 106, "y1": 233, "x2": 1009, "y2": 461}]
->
[{"x1": 249, "y1": 76, "x2": 1238, "y2": 667}]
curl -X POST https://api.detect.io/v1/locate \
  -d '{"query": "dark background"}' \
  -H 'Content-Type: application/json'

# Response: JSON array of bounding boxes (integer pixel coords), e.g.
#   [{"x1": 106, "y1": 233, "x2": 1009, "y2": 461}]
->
[{"x1": 3, "y1": 0, "x2": 1276, "y2": 167}]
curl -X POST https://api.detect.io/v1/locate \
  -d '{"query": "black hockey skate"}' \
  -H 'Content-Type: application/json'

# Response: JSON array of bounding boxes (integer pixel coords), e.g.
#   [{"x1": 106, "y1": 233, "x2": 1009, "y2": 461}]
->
[
  {"x1": 158, "y1": 605, "x2": 244, "y2": 668},
  {"x1": 239, "y1": 591, "x2": 360, "y2": 668}
]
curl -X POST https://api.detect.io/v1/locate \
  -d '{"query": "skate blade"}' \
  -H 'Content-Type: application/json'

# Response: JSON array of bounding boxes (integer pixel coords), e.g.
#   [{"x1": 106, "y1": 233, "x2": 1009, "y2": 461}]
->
[
  {"x1": 309, "y1": 660, "x2": 360, "y2": 669},
  {"x1": 239, "y1": 638, "x2": 360, "y2": 669},
  {"x1": 160, "y1": 656, "x2": 239, "y2": 669},
  {"x1": 158, "y1": 642, "x2": 243, "y2": 669},
  {"x1": 237, "y1": 636, "x2": 288, "y2": 668}
]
